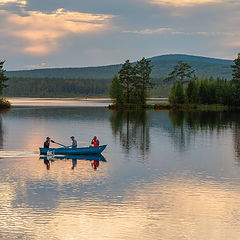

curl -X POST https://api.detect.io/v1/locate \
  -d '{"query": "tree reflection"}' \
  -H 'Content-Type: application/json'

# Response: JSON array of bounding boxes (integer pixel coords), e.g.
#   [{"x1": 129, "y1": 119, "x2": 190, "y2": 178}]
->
[
  {"x1": 234, "y1": 129, "x2": 240, "y2": 162},
  {"x1": 168, "y1": 111, "x2": 240, "y2": 156},
  {"x1": 0, "y1": 110, "x2": 6, "y2": 149},
  {"x1": 168, "y1": 111, "x2": 187, "y2": 151},
  {"x1": 233, "y1": 115, "x2": 240, "y2": 165},
  {"x1": 169, "y1": 111, "x2": 236, "y2": 131},
  {"x1": 110, "y1": 110, "x2": 150, "y2": 156}
]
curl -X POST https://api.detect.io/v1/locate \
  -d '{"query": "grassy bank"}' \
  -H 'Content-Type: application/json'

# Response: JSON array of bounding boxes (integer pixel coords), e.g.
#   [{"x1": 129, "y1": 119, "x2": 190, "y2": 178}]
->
[
  {"x1": 107, "y1": 103, "x2": 171, "y2": 110},
  {"x1": 0, "y1": 98, "x2": 11, "y2": 109},
  {"x1": 107, "y1": 103, "x2": 237, "y2": 111}
]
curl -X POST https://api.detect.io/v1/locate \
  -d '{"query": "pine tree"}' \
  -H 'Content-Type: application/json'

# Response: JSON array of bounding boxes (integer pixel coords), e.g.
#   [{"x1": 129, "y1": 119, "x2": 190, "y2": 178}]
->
[
  {"x1": 109, "y1": 75, "x2": 124, "y2": 105},
  {"x1": 169, "y1": 84, "x2": 177, "y2": 105},
  {"x1": 174, "y1": 82, "x2": 185, "y2": 104},
  {"x1": 208, "y1": 76, "x2": 217, "y2": 104},
  {"x1": 199, "y1": 80, "x2": 208, "y2": 104},
  {"x1": 186, "y1": 77, "x2": 199, "y2": 104},
  {"x1": 169, "y1": 82, "x2": 185, "y2": 105},
  {"x1": 118, "y1": 60, "x2": 135, "y2": 104},
  {"x1": 231, "y1": 53, "x2": 240, "y2": 105},
  {"x1": 164, "y1": 61, "x2": 195, "y2": 86},
  {"x1": 232, "y1": 53, "x2": 240, "y2": 83},
  {"x1": 134, "y1": 57, "x2": 153, "y2": 104},
  {"x1": 0, "y1": 60, "x2": 8, "y2": 95}
]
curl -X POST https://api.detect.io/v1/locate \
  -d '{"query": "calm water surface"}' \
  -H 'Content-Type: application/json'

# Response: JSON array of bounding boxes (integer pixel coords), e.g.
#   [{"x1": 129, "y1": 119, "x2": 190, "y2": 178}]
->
[{"x1": 1, "y1": 99, "x2": 240, "y2": 239}]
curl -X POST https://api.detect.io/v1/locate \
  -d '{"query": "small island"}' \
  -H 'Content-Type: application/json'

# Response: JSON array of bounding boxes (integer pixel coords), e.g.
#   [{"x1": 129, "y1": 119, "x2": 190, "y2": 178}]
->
[
  {"x1": 0, "y1": 60, "x2": 11, "y2": 109},
  {"x1": 108, "y1": 53, "x2": 240, "y2": 111}
]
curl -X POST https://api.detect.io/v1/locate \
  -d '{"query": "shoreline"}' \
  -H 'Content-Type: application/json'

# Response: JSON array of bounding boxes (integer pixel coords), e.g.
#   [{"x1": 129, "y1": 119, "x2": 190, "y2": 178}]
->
[{"x1": 106, "y1": 103, "x2": 239, "y2": 111}]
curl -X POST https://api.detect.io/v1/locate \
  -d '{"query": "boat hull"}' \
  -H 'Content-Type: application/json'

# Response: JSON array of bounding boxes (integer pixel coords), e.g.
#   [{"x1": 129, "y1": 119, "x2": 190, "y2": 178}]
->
[{"x1": 39, "y1": 145, "x2": 107, "y2": 155}]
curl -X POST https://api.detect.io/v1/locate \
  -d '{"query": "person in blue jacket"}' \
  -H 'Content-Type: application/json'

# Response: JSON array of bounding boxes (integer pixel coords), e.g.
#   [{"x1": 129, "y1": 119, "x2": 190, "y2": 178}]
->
[{"x1": 70, "y1": 136, "x2": 77, "y2": 148}]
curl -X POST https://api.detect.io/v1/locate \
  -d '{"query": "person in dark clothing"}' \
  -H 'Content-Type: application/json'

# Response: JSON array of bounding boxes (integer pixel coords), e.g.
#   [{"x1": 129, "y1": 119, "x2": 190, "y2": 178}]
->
[{"x1": 44, "y1": 137, "x2": 51, "y2": 148}]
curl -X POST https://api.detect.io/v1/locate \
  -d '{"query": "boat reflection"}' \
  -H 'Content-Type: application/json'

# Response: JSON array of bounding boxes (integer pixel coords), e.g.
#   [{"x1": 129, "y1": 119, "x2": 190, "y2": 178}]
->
[{"x1": 40, "y1": 154, "x2": 106, "y2": 170}]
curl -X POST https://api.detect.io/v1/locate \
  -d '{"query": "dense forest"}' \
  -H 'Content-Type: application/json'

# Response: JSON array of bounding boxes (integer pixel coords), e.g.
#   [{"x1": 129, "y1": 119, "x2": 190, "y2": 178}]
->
[
  {"x1": 168, "y1": 54, "x2": 240, "y2": 106},
  {"x1": 3, "y1": 77, "x2": 112, "y2": 97},
  {"x1": 3, "y1": 76, "x2": 168, "y2": 97}
]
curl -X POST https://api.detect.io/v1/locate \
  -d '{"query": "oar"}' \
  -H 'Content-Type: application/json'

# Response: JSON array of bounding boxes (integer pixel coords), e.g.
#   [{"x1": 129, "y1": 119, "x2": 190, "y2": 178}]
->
[{"x1": 51, "y1": 140, "x2": 69, "y2": 148}]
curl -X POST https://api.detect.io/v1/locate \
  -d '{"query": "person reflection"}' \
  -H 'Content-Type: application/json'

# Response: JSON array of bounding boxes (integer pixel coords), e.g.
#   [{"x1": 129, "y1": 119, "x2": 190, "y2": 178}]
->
[
  {"x1": 44, "y1": 159, "x2": 50, "y2": 170},
  {"x1": 110, "y1": 110, "x2": 150, "y2": 156},
  {"x1": 91, "y1": 160, "x2": 99, "y2": 170},
  {"x1": 72, "y1": 159, "x2": 77, "y2": 169}
]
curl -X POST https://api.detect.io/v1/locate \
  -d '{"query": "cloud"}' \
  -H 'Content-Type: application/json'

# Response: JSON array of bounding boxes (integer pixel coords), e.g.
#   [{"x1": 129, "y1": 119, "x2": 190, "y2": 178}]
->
[
  {"x1": 149, "y1": 0, "x2": 225, "y2": 7},
  {"x1": 24, "y1": 62, "x2": 47, "y2": 69},
  {"x1": 1, "y1": 0, "x2": 240, "y2": 69},
  {"x1": 0, "y1": 0, "x2": 26, "y2": 6},
  {"x1": 122, "y1": 27, "x2": 172, "y2": 35},
  {"x1": 1, "y1": 8, "x2": 115, "y2": 56},
  {"x1": 171, "y1": 31, "x2": 240, "y2": 36}
]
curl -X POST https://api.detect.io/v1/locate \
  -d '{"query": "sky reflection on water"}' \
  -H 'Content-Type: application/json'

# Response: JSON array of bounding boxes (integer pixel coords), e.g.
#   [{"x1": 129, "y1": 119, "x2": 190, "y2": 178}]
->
[{"x1": 1, "y1": 105, "x2": 240, "y2": 239}]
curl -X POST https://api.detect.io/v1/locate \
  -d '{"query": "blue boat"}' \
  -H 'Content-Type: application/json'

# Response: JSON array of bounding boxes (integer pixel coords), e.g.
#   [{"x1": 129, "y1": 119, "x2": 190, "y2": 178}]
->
[{"x1": 39, "y1": 145, "x2": 107, "y2": 155}]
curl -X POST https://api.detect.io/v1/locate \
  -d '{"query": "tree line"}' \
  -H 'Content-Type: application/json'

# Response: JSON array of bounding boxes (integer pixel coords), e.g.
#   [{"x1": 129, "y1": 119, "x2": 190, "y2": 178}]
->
[
  {"x1": 166, "y1": 54, "x2": 240, "y2": 106},
  {"x1": 3, "y1": 77, "x2": 111, "y2": 97}
]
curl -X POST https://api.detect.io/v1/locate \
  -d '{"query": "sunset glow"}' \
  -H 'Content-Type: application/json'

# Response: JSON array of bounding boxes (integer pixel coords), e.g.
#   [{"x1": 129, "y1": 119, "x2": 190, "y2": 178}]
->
[
  {"x1": 0, "y1": 0, "x2": 239, "y2": 70},
  {"x1": 2, "y1": 8, "x2": 114, "y2": 55},
  {"x1": 0, "y1": 0, "x2": 26, "y2": 5}
]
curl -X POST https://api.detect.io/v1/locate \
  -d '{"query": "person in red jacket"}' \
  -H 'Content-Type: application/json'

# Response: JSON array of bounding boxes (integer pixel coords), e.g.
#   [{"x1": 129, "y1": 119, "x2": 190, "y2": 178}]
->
[{"x1": 91, "y1": 136, "x2": 100, "y2": 147}]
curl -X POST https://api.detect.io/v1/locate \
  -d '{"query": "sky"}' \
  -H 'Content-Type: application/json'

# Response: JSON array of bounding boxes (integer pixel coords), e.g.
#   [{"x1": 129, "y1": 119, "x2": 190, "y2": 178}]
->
[{"x1": 0, "y1": 0, "x2": 240, "y2": 70}]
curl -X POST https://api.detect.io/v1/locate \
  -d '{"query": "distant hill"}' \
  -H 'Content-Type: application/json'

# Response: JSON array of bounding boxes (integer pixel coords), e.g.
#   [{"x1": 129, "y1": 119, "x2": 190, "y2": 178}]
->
[
  {"x1": 3, "y1": 54, "x2": 234, "y2": 98},
  {"x1": 6, "y1": 54, "x2": 233, "y2": 79}
]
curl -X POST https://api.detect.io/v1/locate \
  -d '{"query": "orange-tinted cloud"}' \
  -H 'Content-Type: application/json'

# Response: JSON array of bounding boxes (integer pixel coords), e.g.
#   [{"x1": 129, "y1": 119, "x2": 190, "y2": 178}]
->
[
  {"x1": 0, "y1": 0, "x2": 26, "y2": 6},
  {"x1": 2, "y1": 8, "x2": 114, "y2": 56}
]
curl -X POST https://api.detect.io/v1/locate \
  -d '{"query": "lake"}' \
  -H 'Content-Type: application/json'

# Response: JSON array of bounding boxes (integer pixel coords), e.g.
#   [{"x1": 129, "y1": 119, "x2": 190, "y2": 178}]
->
[{"x1": 1, "y1": 99, "x2": 240, "y2": 239}]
